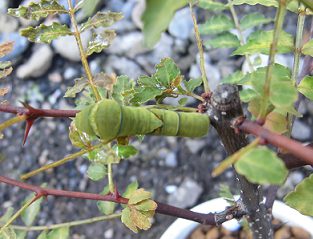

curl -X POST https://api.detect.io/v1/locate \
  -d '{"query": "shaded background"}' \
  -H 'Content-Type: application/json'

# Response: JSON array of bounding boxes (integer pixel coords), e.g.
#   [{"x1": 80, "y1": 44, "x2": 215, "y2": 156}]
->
[{"x1": 0, "y1": 0, "x2": 312, "y2": 238}]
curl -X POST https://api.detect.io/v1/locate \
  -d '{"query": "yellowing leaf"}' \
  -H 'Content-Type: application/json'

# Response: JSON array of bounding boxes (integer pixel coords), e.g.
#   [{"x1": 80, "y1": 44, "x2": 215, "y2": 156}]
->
[
  {"x1": 264, "y1": 111, "x2": 288, "y2": 134},
  {"x1": 80, "y1": 11, "x2": 123, "y2": 32},
  {"x1": 20, "y1": 23, "x2": 72, "y2": 44},
  {"x1": 302, "y1": 39, "x2": 313, "y2": 57},
  {"x1": 199, "y1": 15, "x2": 234, "y2": 35},
  {"x1": 235, "y1": 146, "x2": 288, "y2": 185},
  {"x1": 298, "y1": 76, "x2": 313, "y2": 100},
  {"x1": 121, "y1": 207, "x2": 138, "y2": 233},
  {"x1": 134, "y1": 199, "x2": 157, "y2": 212},
  {"x1": 128, "y1": 188, "x2": 152, "y2": 205},
  {"x1": 198, "y1": 0, "x2": 228, "y2": 11},
  {"x1": 204, "y1": 32, "x2": 240, "y2": 49},
  {"x1": 8, "y1": 0, "x2": 67, "y2": 21},
  {"x1": 0, "y1": 42, "x2": 14, "y2": 58},
  {"x1": 0, "y1": 88, "x2": 9, "y2": 97},
  {"x1": 284, "y1": 174, "x2": 313, "y2": 216},
  {"x1": 130, "y1": 207, "x2": 152, "y2": 230},
  {"x1": 0, "y1": 67, "x2": 13, "y2": 79}
]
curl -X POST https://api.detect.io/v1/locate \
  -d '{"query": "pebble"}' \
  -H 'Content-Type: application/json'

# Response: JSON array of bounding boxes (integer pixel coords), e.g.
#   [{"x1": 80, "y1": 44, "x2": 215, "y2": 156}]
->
[
  {"x1": 48, "y1": 72, "x2": 63, "y2": 83},
  {"x1": 185, "y1": 139, "x2": 206, "y2": 154},
  {"x1": 165, "y1": 185, "x2": 178, "y2": 194},
  {"x1": 164, "y1": 152, "x2": 178, "y2": 167},
  {"x1": 0, "y1": 32, "x2": 29, "y2": 61},
  {"x1": 168, "y1": 8, "x2": 194, "y2": 40},
  {"x1": 0, "y1": 14, "x2": 19, "y2": 33},
  {"x1": 0, "y1": 0, "x2": 8, "y2": 13},
  {"x1": 63, "y1": 67, "x2": 79, "y2": 80},
  {"x1": 104, "y1": 228, "x2": 114, "y2": 239},
  {"x1": 16, "y1": 45, "x2": 53, "y2": 78},
  {"x1": 189, "y1": 63, "x2": 221, "y2": 91},
  {"x1": 52, "y1": 30, "x2": 92, "y2": 61},
  {"x1": 291, "y1": 119, "x2": 311, "y2": 141},
  {"x1": 167, "y1": 178, "x2": 203, "y2": 208}
]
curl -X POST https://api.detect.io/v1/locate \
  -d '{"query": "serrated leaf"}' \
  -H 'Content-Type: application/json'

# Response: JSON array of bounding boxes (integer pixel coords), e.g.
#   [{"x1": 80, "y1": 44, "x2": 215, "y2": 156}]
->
[
  {"x1": 87, "y1": 162, "x2": 107, "y2": 181},
  {"x1": 128, "y1": 188, "x2": 152, "y2": 205},
  {"x1": 0, "y1": 227, "x2": 16, "y2": 239},
  {"x1": 0, "y1": 61, "x2": 12, "y2": 69},
  {"x1": 302, "y1": 39, "x2": 313, "y2": 57},
  {"x1": 114, "y1": 145, "x2": 138, "y2": 158},
  {"x1": 87, "y1": 30, "x2": 116, "y2": 56},
  {"x1": 221, "y1": 71, "x2": 244, "y2": 84},
  {"x1": 112, "y1": 75, "x2": 135, "y2": 105},
  {"x1": 0, "y1": 67, "x2": 13, "y2": 79},
  {"x1": 97, "y1": 185, "x2": 116, "y2": 215},
  {"x1": 0, "y1": 42, "x2": 14, "y2": 58},
  {"x1": 0, "y1": 207, "x2": 14, "y2": 224},
  {"x1": 64, "y1": 77, "x2": 87, "y2": 98},
  {"x1": 130, "y1": 208, "x2": 152, "y2": 230},
  {"x1": 21, "y1": 194, "x2": 43, "y2": 226},
  {"x1": 232, "y1": 30, "x2": 294, "y2": 55},
  {"x1": 142, "y1": 0, "x2": 188, "y2": 48},
  {"x1": 80, "y1": 11, "x2": 123, "y2": 32},
  {"x1": 284, "y1": 174, "x2": 313, "y2": 216},
  {"x1": 134, "y1": 199, "x2": 157, "y2": 211},
  {"x1": 239, "y1": 88, "x2": 258, "y2": 102},
  {"x1": 199, "y1": 15, "x2": 234, "y2": 35},
  {"x1": 37, "y1": 231, "x2": 47, "y2": 239},
  {"x1": 20, "y1": 22, "x2": 72, "y2": 44},
  {"x1": 155, "y1": 58, "x2": 181, "y2": 87},
  {"x1": 235, "y1": 146, "x2": 288, "y2": 185},
  {"x1": 232, "y1": 0, "x2": 277, "y2": 7},
  {"x1": 183, "y1": 78, "x2": 202, "y2": 92},
  {"x1": 8, "y1": 0, "x2": 67, "y2": 21},
  {"x1": 198, "y1": 0, "x2": 228, "y2": 11},
  {"x1": 204, "y1": 32, "x2": 240, "y2": 49},
  {"x1": 123, "y1": 181, "x2": 139, "y2": 199},
  {"x1": 121, "y1": 207, "x2": 138, "y2": 233},
  {"x1": 131, "y1": 87, "x2": 163, "y2": 104},
  {"x1": 240, "y1": 13, "x2": 272, "y2": 30},
  {"x1": 298, "y1": 76, "x2": 313, "y2": 100},
  {"x1": 264, "y1": 111, "x2": 288, "y2": 134},
  {"x1": 47, "y1": 227, "x2": 69, "y2": 239},
  {"x1": 15, "y1": 231, "x2": 27, "y2": 239}
]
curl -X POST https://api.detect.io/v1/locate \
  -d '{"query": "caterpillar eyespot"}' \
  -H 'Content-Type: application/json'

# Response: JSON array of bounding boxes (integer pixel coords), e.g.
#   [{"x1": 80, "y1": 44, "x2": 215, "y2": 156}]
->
[{"x1": 75, "y1": 99, "x2": 210, "y2": 141}]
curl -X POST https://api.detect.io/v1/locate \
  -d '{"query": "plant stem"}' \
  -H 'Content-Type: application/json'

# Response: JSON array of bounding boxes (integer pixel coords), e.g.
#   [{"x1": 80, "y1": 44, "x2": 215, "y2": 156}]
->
[
  {"x1": 258, "y1": 0, "x2": 287, "y2": 121},
  {"x1": 0, "y1": 115, "x2": 27, "y2": 131},
  {"x1": 67, "y1": 0, "x2": 101, "y2": 101},
  {"x1": 0, "y1": 195, "x2": 39, "y2": 233},
  {"x1": 21, "y1": 144, "x2": 102, "y2": 180},
  {"x1": 107, "y1": 163, "x2": 114, "y2": 193},
  {"x1": 10, "y1": 214, "x2": 121, "y2": 231},
  {"x1": 189, "y1": 2, "x2": 210, "y2": 93},
  {"x1": 228, "y1": 0, "x2": 254, "y2": 72}
]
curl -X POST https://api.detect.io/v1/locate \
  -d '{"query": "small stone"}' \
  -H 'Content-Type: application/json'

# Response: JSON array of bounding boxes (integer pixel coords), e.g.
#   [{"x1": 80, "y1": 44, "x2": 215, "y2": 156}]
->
[
  {"x1": 165, "y1": 185, "x2": 177, "y2": 194},
  {"x1": 63, "y1": 67, "x2": 79, "y2": 80},
  {"x1": 39, "y1": 149, "x2": 49, "y2": 165},
  {"x1": 104, "y1": 228, "x2": 114, "y2": 239},
  {"x1": 164, "y1": 152, "x2": 178, "y2": 167},
  {"x1": 167, "y1": 178, "x2": 203, "y2": 208},
  {"x1": 48, "y1": 72, "x2": 63, "y2": 83},
  {"x1": 0, "y1": 0, "x2": 8, "y2": 13},
  {"x1": 205, "y1": 227, "x2": 219, "y2": 239},
  {"x1": 48, "y1": 89, "x2": 62, "y2": 105},
  {"x1": 17, "y1": 45, "x2": 53, "y2": 78},
  {"x1": 185, "y1": 139, "x2": 206, "y2": 154},
  {"x1": 169, "y1": 8, "x2": 193, "y2": 40},
  {"x1": 0, "y1": 14, "x2": 18, "y2": 33},
  {"x1": 289, "y1": 171, "x2": 303, "y2": 185},
  {"x1": 298, "y1": 100, "x2": 307, "y2": 115},
  {"x1": 52, "y1": 30, "x2": 92, "y2": 61},
  {"x1": 290, "y1": 226, "x2": 311, "y2": 239},
  {"x1": 291, "y1": 120, "x2": 311, "y2": 141},
  {"x1": 274, "y1": 227, "x2": 291, "y2": 239}
]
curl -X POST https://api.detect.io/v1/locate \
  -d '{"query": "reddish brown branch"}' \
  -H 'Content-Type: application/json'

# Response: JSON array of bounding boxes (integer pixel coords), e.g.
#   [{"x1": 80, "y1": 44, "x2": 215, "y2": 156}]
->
[
  {"x1": 238, "y1": 120, "x2": 313, "y2": 166},
  {"x1": 0, "y1": 175, "x2": 240, "y2": 225}
]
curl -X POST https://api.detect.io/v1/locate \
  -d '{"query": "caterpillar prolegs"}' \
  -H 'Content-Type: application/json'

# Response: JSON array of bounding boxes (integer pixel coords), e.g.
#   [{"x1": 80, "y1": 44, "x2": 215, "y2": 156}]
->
[{"x1": 75, "y1": 99, "x2": 209, "y2": 141}]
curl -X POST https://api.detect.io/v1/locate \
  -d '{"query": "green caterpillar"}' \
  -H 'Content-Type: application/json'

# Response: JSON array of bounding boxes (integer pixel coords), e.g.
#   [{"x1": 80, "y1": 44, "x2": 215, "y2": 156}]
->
[{"x1": 75, "y1": 99, "x2": 209, "y2": 141}]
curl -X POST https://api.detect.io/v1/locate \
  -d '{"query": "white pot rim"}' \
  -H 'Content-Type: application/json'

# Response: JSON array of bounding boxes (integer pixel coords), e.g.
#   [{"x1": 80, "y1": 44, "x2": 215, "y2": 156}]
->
[{"x1": 160, "y1": 197, "x2": 313, "y2": 239}]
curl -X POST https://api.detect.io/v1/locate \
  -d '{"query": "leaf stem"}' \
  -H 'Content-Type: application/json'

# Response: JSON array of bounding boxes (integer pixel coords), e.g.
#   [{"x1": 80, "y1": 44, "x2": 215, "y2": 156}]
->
[
  {"x1": 0, "y1": 115, "x2": 27, "y2": 131},
  {"x1": 258, "y1": 0, "x2": 287, "y2": 121},
  {"x1": 67, "y1": 0, "x2": 101, "y2": 101},
  {"x1": 107, "y1": 163, "x2": 114, "y2": 193},
  {"x1": 189, "y1": 2, "x2": 210, "y2": 93},
  {"x1": 21, "y1": 144, "x2": 102, "y2": 180},
  {"x1": 0, "y1": 195, "x2": 39, "y2": 233},
  {"x1": 9, "y1": 213, "x2": 121, "y2": 231}
]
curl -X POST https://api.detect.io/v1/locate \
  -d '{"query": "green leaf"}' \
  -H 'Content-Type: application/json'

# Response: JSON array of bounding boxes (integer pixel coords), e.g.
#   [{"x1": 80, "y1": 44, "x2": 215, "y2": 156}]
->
[
  {"x1": 221, "y1": 71, "x2": 244, "y2": 84},
  {"x1": 298, "y1": 0, "x2": 313, "y2": 11},
  {"x1": 121, "y1": 207, "x2": 138, "y2": 233},
  {"x1": 298, "y1": 76, "x2": 313, "y2": 100},
  {"x1": 0, "y1": 207, "x2": 14, "y2": 223},
  {"x1": 235, "y1": 146, "x2": 288, "y2": 185},
  {"x1": 123, "y1": 181, "x2": 139, "y2": 199},
  {"x1": 112, "y1": 75, "x2": 135, "y2": 105},
  {"x1": 75, "y1": 0, "x2": 101, "y2": 18},
  {"x1": 128, "y1": 188, "x2": 152, "y2": 205},
  {"x1": 87, "y1": 162, "x2": 107, "y2": 181},
  {"x1": 37, "y1": 231, "x2": 47, "y2": 239},
  {"x1": 284, "y1": 174, "x2": 313, "y2": 216},
  {"x1": 80, "y1": 11, "x2": 123, "y2": 32},
  {"x1": 97, "y1": 185, "x2": 116, "y2": 215},
  {"x1": 155, "y1": 58, "x2": 181, "y2": 87},
  {"x1": 134, "y1": 199, "x2": 157, "y2": 211},
  {"x1": 183, "y1": 78, "x2": 202, "y2": 92},
  {"x1": 232, "y1": 0, "x2": 277, "y2": 7},
  {"x1": 239, "y1": 12, "x2": 272, "y2": 30},
  {"x1": 8, "y1": 0, "x2": 67, "y2": 21},
  {"x1": 20, "y1": 22, "x2": 72, "y2": 44},
  {"x1": 142, "y1": 0, "x2": 188, "y2": 48},
  {"x1": 204, "y1": 32, "x2": 240, "y2": 49},
  {"x1": 15, "y1": 231, "x2": 27, "y2": 239},
  {"x1": 199, "y1": 15, "x2": 234, "y2": 35},
  {"x1": 131, "y1": 87, "x2": 163, "y2": 104},
  {"x1": 114, "y1": 145, "x2": 138, "y2": 158},
  {"x1": 264, "y1": 111, "x2": 288, "y2": 134},
  {"x1": 198, "y1": 0, "x2": 228, "y2": 11},
  {"x1": 64, "y1": 77, "x2": 87, "y2": 98},
  {"x1": 21, "y1": 194, "x2": 43, "y2": 226},
  {"x1": 232, "y1": 30, "x2": 294, "y2": 55},
  {"x1": 69, "y1": 122, "x2": 91, "y2": 148},
  {"x1": 219, "y1": 184, "x2": 235, "y2": 203},
  {"x1": 0, "y1": 227, "x2": 16, "y2": 239},
  {"x1": 87, "y1": 30, "x2": 116, "y2": 56},
  {"x1": 47, "y1": 227, "x2": 69, "y2": 239},
  {"x1": 178, "y1": 97, "x2": 188, "y2": 106},
  {"x1": 239, "y1": 88, "x2": 258, "y2": 102},
  {"x1": 302, "y1": 39, "x2": 313, "y2": 57}
]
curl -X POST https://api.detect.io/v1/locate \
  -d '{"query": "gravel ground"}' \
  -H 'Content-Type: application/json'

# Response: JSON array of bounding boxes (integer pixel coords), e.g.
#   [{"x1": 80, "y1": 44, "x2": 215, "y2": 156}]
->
[{"x1": 0, "y1": 1, "x2": 313, "y2": 238}]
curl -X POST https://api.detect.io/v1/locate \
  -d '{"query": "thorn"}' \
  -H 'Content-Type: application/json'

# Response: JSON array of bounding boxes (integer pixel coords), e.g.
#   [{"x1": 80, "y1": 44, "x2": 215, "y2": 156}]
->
[{"x1": 23, "y1": 118, "x2": 36, "y2": 146}]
